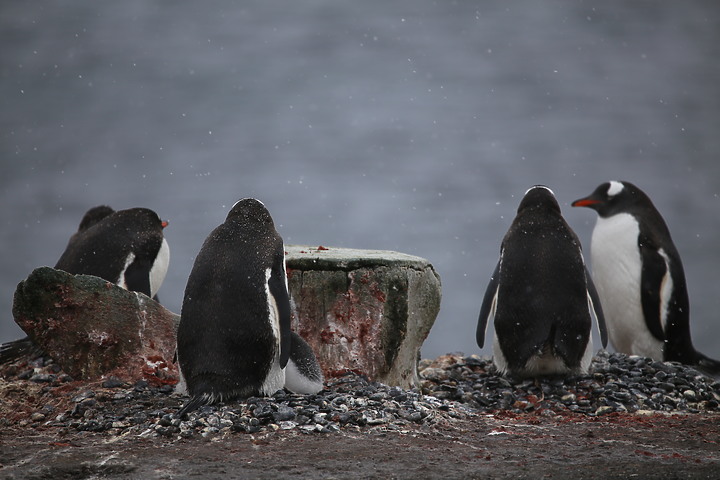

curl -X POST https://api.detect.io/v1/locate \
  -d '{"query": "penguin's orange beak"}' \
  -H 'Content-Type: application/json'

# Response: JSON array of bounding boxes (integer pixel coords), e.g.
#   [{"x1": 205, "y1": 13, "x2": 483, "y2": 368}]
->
[
  {"x1": 571, "y1": 198, "x2": 601, "y2": 207},
  {"x1": 161, "y1": 220, "x2": 169, "y2": 228}
]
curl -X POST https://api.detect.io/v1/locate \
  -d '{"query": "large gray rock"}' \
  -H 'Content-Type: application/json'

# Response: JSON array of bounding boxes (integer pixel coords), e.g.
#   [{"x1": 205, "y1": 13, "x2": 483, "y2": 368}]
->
[
  {"x1": 285, "y1": 245, "x2": 441, "y2": 388},
  {"x1": 12, "y1": 267, "x2": 179, "y2": 384}
]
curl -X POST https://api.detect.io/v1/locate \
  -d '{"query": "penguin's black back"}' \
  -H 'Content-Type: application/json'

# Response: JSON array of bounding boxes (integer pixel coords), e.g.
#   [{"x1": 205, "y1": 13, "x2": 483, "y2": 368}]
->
[
  {"x1": 177, "y1": 199, "x2": 285, "y2": 400},
  {"x1": 620, "y1": 184, "x2": 694, "y2": 364},
  {"x1": 495, "y1": 187, "x2": 592, "y2": 371},
  {"x1": 54, "y1": 207, "x2": 165, "y2": 296}
]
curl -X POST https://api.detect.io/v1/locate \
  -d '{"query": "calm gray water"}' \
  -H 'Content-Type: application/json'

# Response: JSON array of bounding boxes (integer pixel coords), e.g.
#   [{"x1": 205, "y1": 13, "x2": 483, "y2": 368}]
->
[{"x1": 2, "y1": 1, "x2": 719, "y2": 360}]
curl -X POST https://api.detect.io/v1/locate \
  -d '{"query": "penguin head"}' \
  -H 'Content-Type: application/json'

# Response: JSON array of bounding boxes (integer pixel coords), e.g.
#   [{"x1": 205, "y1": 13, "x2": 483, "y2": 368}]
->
[
  {"x1": 572, "y1": 180, "x2": 654, "y2": 217},
  {"x1": 227, "y1": 198, "x2": 274, "y2": 227},
  {"x1": 517, "y1": 185, "x2": 561, "y2": 215},
  {"x1": 121, "y1": 208, "x2": 168, "y2": 234},
  {"x1": 77, "y1": 205, "x2": 115, "y2": 232},
  {"x1": 76, "y1": 207, "x2": 166, "y2": 240}
]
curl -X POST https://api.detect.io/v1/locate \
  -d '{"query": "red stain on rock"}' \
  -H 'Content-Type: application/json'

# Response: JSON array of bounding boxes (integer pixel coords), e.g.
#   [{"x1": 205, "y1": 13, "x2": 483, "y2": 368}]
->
[
  {"x1": 371, "y1": 285, "x2": 386, "y2": 303},
  {"x1": 290, "y1": 269, "x2": 387, "y2": 380},
  {"x1": 357, "y1": 320, "x2": 370, "y2": 343},
  {"x1": 139, "y1": 354, "x2": 177, "y2": 386},
  {"x1": 635, "y1": 450, "x2": 656, "y2": 457},
  {"x1": 320, "y1": 328, "x2": 337, "y2": 343}
]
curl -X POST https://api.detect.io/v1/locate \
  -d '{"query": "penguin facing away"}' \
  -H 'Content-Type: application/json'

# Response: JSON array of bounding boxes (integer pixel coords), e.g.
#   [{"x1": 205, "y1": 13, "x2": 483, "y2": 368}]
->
[
  {"x1": 477, "y1": 186, "x2": 607, "y2": 378},
  {"x1": 572, "y1": 180, "x2": 720, "y2": 374},
  {"x1": 176, "y1": 198, "x2": 322, "y2": 417},
  {"x1": 0, "y1": 205, "x2": 170, "y2": 364}
]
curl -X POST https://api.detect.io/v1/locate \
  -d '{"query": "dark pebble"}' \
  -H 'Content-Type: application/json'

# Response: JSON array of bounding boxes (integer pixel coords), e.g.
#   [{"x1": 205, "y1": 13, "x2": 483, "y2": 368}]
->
[
  {"x1": 134, "y1": 380, "x2": 149, "y2": 392},
  {"x1": 272, "y1": 406, "x2": 296, "y2": 422},
  {"x1": 30, "y1": 373, "x2": 56, "y2": 383},
  {"x1": 102, "y1": 377, "x2": 125, "y2": 388},
  {"x1": 159, "y1": 384, "x2": 174, "y2": 394}
]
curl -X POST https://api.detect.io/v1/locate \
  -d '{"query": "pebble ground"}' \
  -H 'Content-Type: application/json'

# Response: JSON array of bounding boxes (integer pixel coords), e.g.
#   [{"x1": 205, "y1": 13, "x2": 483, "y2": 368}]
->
[{"x1": 2, "y1": 350, "x2": 718, "y2": 440}]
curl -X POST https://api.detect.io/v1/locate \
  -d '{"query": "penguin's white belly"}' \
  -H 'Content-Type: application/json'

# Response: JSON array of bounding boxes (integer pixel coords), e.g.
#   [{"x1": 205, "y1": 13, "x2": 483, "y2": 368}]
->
[
  {"x1": 591, "y1": 214, "x2": 664, "y2": 359},
  {"x1": 150, "y1": 238, "x2": 170, "y2": 298}
]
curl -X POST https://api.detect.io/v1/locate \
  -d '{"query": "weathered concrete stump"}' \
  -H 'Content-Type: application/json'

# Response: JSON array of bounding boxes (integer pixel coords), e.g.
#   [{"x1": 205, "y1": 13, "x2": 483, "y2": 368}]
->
[
  {"x1": 12, "y1": 267, "x2": 179, "y2": 384},
  {"x1": 285, "y1": 245, "x2": 441, "y2": 388}
]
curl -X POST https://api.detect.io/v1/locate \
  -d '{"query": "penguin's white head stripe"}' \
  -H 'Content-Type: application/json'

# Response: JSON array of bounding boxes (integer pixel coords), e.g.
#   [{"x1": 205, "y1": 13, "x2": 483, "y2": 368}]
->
[
  {"x1": 231, "y1": 198, "x2": 266, "y2": 210},
  {"x1": 607, "y1": 181, "x2": 624, "y2": 197},
  {"x1": 525, "y1": 185, "x2": 555, "y2": 196}
]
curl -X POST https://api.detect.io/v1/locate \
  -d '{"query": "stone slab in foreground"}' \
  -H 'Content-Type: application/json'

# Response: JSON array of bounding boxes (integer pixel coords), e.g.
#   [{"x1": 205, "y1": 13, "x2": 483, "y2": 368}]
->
[
  {"x1": 286, "y1": 245, "x2": 441, "y2": 388},
  {"x1": 12, "y1": 267, "x2": 179, "y2": 384}
]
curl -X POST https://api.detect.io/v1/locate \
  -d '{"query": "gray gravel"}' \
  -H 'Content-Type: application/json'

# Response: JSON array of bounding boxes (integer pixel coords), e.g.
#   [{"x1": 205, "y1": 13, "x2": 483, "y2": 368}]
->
[
  {"x1": 420, "y1": 350, "x2": 720, "y2": 415},
  {"x1": 3, "y1": 350, "x2": 719, "y2": 440}
]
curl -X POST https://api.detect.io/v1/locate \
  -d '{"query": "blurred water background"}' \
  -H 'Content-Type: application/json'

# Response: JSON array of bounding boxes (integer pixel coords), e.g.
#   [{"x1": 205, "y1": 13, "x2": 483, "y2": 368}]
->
[{"x1": 2, "y1": 1, "x2": 719, "y2": 360}]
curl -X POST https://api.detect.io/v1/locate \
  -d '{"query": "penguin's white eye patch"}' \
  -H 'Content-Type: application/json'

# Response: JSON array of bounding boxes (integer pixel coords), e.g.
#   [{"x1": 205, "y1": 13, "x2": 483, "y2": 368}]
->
[{"x1": 607, "y1": 181, "x2": 624, "y2": 197}]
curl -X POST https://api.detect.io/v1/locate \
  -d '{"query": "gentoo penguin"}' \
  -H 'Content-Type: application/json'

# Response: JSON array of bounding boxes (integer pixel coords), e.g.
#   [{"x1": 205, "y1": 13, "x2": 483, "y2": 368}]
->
[
  {"x1": 476, "y1": 186, "x2": 607, "y2": 378},
  {"x1": 55, "y1": 207, "x2": 170, "y2": 297},
  {"x1": 0, "y1": 206, "x2": 170, "y2": 364},
  {"x1": 572, "y1": 180, "x2": 720, "y2": 374},
  {"x1": 176, "y1": 199, "x2": 322, "y2": 417}
]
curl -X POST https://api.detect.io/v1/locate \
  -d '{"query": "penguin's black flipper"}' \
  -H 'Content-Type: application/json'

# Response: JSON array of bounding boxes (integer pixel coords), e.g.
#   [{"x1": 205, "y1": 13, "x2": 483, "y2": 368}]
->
[
  {"x1": 268, "y1": 252, "x2": 291, "y2": 369},
  {"x1": 476, "y1": 259, "x2": 500, "y2": 348},
  {"x1": 585, "y1": 266, "x2": 608, "y2": 348},
  {"x1": 124, "y1": 258, "x2": 154, "y2": 297},
  {"x1": 639, "y1": 241, "x2": 670, "y2": 342},
  {"x1": 0, "y1": 336, "x2": 44, "y2": 364}
]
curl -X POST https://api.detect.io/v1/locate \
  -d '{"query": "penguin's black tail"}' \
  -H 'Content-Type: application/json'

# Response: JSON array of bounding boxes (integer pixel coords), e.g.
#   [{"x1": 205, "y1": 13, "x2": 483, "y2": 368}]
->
[
  {"x1": 175, "y1": 394, "x2": 209, "y2": 419},
  {"x1": 0, "y1": 336, "x2": 44, "y2": 365},
  {"x1": 694, "y1": 351, "x2": 720, "y2": 378}
]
